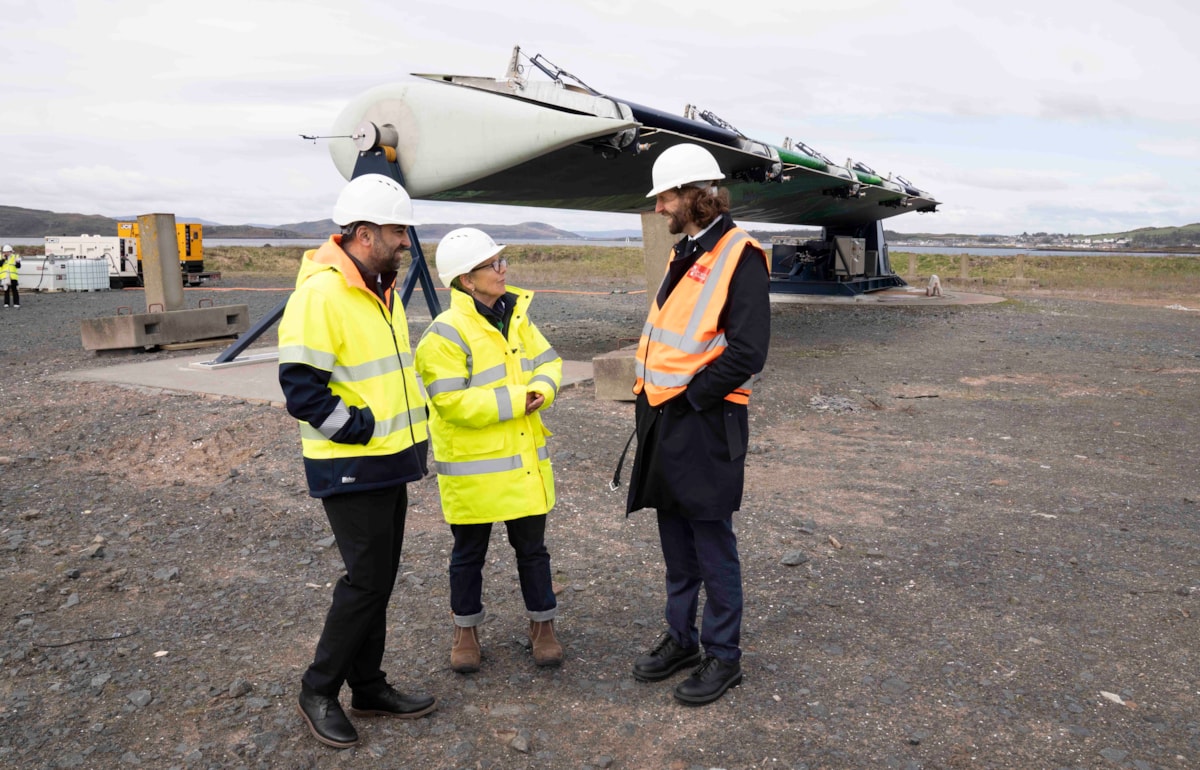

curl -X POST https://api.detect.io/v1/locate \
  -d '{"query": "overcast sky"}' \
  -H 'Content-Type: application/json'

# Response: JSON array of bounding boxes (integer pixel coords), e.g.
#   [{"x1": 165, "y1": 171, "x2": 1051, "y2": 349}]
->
[{"x1": 3, "y1": 0, "x2": 1197, "y2": 236}]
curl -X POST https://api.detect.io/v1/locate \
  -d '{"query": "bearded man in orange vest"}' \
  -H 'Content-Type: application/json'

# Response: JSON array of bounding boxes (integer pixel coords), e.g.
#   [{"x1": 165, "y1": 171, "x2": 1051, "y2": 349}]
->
[{"x1": 625, "y1": 143, "x2": 771, "y2": 705}]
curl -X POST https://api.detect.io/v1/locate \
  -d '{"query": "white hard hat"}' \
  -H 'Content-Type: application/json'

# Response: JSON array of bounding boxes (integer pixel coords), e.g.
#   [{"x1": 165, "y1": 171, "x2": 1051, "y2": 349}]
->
[
  {"x1": 332, "y1": 173, "x2": 420, "y2": 227},
  {"x1": 646, "y1": 143, "x2": 725, "y2": 198},
  {"x1": 435, "y1": 227, "x2": 505, "y2": 289},
  {"x1": 1, "y1": 244, "x2": 11, "y2": 252}
]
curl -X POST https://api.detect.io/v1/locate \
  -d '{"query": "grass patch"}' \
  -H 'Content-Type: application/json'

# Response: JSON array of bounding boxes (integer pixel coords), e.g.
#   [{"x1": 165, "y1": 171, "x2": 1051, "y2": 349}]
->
[
  {"x1": 205, "y1": 244, "x2": 647, "y2": 287},
  {"x1": 891, "y1": 251, "x2": 1200, "y2": 298},
  {"x1": 204, "y1": 245, "x2": 1200, "y2": 300}
]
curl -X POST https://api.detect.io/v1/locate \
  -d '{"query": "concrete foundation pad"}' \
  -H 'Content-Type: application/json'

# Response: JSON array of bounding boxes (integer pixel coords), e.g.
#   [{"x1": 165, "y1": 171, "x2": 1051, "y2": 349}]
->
[
  {"x1": 56, "y1": 348, "x2": 594, "y2": 408},
  {"x1": 79, "y1": 305, "x2": 251, "y2": 351},
  {"x1": 769, "y1": 286, "x2": 1006, "y2": 306}
]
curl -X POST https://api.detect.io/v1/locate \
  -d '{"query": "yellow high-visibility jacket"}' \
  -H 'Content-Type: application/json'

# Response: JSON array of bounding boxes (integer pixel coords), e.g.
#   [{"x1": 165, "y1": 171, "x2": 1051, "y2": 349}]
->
[
  {"x1": 277, "y1": 235, "x2": 429, "y2": 497},
  {"x1": 415, "y1": 286, "x2": 561, "y2": 524}
]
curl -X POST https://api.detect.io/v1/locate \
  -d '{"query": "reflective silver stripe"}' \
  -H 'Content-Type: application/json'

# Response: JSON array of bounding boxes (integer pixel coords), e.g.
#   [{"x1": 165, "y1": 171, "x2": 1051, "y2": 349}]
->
[
  {"x1": 519, "y1": 358, "x2": 535, "y2": 373},
  {"x1": 643, "y1": 326, "x2": 727, "y2": 356},
  {"x1": 642, "y1": 368, "x2": 696, "y2": 388},
  {"x1": 683, "y1": 232, "x2": 747, "y2": 341},
  {"x1": 314, "y1": 399, "x2": 350, "y2": 439},
  {"x1": 437, "y1": 455, "x2": 523, "y2": 476},
  {"x1": 279, "y1": 344, "x2": 336, "y2": 371},
  {"x1": 435, "y1": 445, "x2": 551, "y2": 476},
  {"x1": 331, "y1": 354, "x2": 404, "y2": 384},
  {"x1": 495, "y1": 385, "x2": 514, "y2": 421},
  {"x1": 423, "y1": 321, "x2": 473, "y2": 377},
  {"x1": 300, "y1": 405, "x2": 425, "y2": 442},
  {"x1": 427, "y1": 376, "x2": 468, "y2": 396},
  {"x1": 529, "y1": 373, "x2": 558, "y2": 396},
  {"x1": 471, "y1": 362, "x2": 507, "y2": 387},
  {"x1": 530, "y1": 348, "x2": 559, "y2": 367}
]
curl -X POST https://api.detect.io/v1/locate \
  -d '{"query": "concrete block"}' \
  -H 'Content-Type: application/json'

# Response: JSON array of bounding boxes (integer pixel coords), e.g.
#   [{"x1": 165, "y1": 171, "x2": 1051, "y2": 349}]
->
[
  {"x1": 592, "y1": 346, "x2": 637, "y2": 402},
  {"x1": 80, "y1": 305, "x2": 251, "y2": 351}
]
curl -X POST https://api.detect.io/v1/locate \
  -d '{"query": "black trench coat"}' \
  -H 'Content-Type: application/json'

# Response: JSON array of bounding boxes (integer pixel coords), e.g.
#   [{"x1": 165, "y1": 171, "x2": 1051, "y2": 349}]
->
[
  {"x1": 624, "y1": 216, "x2": 771, "y2": 520},
  {"x1": 625, "y1": 392, "x2": 749, "y2": 520}
]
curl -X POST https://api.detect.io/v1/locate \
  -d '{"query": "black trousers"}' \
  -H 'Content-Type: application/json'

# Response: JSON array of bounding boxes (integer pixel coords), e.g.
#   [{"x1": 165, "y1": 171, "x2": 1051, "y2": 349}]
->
[
  {"x1": 448, "y1": 514, "x2": 556, "y2": 625},
  {"x1": 302, "y1": 484, "x2": 407, "y2": 696},
  {"x1": 3, "y1": 281, "x2": 17, "y2": 306},
  {"x1": 657, "y1": 511, "x2": 743, "y2": 662}
]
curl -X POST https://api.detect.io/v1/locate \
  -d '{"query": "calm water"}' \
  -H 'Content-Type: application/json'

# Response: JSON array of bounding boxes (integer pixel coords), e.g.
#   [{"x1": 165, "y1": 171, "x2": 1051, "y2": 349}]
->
[{"x1": 0, "y1": 236, "x2": 1187, "y2": 258}]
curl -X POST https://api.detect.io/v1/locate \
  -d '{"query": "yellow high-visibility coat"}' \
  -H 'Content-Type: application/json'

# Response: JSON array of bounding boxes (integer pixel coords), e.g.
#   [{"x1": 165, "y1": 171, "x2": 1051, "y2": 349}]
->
[
  {"x1": 415, "y1": 286, "x2": 561, "y2": 524},
  {"x1": 278, "y1": 235, "x2": 429, "y2": 497}
]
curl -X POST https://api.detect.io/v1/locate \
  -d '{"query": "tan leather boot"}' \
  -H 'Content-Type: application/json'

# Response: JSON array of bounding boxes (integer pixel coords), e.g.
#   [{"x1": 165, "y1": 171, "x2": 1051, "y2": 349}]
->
[
  {"x1": 529, "y1": 620, "x2": 563, "y2": 667},
  {"x1": 450, "y1": 625, "x2": 480, "y2": 673}
]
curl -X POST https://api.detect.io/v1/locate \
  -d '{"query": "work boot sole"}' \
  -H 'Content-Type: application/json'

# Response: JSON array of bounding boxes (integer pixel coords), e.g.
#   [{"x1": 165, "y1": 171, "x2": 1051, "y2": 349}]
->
[
  {"x1": 672, "y1": 670, "x2": 743, "y2": 706},
  {"x1": 631, "y1": 651, "x2": 702, "y2": 682},
  {"x1": 296, "y1": 703, "x2": 358, "y2": 749},
  {"x1": 347, "y1": 701, "x2": 437, "y2": 719}
]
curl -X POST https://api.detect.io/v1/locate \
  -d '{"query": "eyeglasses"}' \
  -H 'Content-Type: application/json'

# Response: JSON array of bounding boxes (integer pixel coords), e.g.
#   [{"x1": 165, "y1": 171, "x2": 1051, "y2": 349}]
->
[{"x1": 471, "y1": 258, "x2": 508, "y2": 274}]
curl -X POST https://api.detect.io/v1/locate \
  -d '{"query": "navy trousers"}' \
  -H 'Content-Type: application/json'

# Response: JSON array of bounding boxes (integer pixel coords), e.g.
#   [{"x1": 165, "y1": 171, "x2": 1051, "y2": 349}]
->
[
  {"x1": 449, "y1": 514, "x2": 556, "y2": 625},
  {"x1": 656, "y1": 511, "x2": 743, "y2": 662},
  {"x1": 302, "y1": 484, "x2": 407, "y2": 696}
]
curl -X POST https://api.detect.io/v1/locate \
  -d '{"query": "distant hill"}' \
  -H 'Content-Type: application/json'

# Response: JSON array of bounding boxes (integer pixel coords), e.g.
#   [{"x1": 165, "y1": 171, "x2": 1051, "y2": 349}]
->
[
  {"x1": 0, "y1": 207, "x2": 585, "y2": 241},
  {"x1": 4, "y1": 205, "x2": 1197, "y2": 247},
  {"x1": 0, "y1": 205, "x2": 122, "y2": 236}
]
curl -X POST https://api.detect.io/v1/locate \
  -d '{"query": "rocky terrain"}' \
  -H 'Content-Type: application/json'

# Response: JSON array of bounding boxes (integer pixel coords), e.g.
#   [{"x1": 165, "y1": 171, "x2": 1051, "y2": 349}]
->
[{"x1": 1, "y1": 274, "x2": 1198, "y2": 770}]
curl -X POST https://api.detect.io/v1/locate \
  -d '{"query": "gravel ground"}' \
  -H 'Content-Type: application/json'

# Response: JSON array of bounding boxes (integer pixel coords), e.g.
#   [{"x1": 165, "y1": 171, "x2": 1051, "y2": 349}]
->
[{"x1": 1, "y1": 275, "x2": 1198, "y2": 770}]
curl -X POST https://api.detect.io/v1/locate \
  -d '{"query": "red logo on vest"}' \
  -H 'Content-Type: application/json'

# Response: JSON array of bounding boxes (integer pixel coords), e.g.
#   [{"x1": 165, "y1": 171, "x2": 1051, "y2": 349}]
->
[{"x1": 686, "y1": 263, "x2": 711, "y2": 284}]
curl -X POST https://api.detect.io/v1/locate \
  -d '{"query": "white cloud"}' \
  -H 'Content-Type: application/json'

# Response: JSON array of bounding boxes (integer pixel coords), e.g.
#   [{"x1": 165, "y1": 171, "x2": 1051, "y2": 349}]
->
[{"x1": 2, "y1": 0, "x2": 1198, "y2": 236}]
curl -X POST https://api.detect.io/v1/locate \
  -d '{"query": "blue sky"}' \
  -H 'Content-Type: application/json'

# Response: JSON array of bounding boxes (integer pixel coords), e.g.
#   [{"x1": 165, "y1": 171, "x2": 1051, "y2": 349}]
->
[{"x1": 2, "y1": 0, "x2": 1197, "y2": 236}]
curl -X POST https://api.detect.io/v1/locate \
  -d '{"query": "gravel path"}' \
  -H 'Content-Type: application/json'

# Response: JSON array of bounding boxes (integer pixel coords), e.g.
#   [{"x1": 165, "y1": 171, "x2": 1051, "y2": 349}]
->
[{"x1": 1, "y1": 277, "x2": 1198, "y2": 770}]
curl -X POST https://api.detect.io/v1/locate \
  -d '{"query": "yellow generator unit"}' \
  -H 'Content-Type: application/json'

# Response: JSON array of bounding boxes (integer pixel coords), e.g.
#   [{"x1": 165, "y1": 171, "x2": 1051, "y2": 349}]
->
[{"x1": 116, "y1": 221, "x2": 206, "y2": 280}]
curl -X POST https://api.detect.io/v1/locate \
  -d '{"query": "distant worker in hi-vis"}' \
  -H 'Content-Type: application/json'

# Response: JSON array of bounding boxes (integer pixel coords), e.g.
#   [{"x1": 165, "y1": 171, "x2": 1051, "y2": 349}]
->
[
  {"x1": 2, "y1": 245, "x2": 20, "y2": 307},
  {"x1": 415, "y1": 227, "x2": 564, "y2": 674},
  {"x1": 278, "y1": 174, "x2": 436, "y2": 749},
  {"x1": 622, "y1": 143, "x2": 771, "y2": 705}
]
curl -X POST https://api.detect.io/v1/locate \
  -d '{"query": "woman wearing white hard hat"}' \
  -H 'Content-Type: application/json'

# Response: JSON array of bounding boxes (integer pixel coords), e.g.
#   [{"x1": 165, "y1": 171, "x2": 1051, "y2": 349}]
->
[{"x1": 415, "y1": 227, "x2": 564, "y2": 673}]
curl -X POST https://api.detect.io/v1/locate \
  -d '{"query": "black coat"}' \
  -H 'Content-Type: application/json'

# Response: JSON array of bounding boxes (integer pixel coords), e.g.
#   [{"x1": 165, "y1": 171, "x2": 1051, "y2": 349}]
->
[{"x1": 625, "y1": 216, "x2": 771, "y2": 520}]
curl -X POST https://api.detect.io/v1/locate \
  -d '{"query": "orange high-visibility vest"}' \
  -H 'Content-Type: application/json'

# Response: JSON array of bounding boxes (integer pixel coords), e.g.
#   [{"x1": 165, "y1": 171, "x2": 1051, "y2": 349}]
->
[{"x1": 634, "y1": 228, "x2": 767, "y2": 407}]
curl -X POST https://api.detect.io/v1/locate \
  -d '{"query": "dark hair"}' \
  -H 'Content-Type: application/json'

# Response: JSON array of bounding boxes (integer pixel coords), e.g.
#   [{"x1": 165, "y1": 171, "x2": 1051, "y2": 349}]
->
[
  {"x1": 680, "y1": 185, "x2": 730, "y2": 226},
  {"x1": 340, "y1": 221, "x2": 379, "y2": 241}
]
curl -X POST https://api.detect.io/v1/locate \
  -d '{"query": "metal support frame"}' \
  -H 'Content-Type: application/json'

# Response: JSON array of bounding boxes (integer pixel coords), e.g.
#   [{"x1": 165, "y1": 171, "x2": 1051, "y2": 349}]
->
[
  {"x1": 768, "y1": 221, "x2": 907, "y2": 296},
  {"x1": 209, "y1": 147, "x2": 442, "y2": 365}
]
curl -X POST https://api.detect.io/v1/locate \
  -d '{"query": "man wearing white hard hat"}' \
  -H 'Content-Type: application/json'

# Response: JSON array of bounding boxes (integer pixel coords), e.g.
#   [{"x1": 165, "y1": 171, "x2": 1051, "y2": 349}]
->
[
  {"x1": 278, "y1": 174, "x2": 436, "y2": 748},
  {"x1": 415, "y1": 227, "x2": 564, "y2": 674},
  {"x1": 625, "y1": 143, "x2": 771, "y2": 706},
  {"x1": 1, "y1": 245, "x2": 19, "y2": 308}
]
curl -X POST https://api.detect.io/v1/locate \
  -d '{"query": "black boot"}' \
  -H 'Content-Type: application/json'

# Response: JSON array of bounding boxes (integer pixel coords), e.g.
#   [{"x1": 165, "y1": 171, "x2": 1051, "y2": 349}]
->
[
  {"x1": 298, "y1": 685, "x2": 358, "y2": 748},
  {"x1": 673, "y1": 654, "x2": 742, "y2": 706},
  {"x1": 349, "y1": 683, "x2": 436, "y2": 719},
  {"x1": 632, "y1": 631, "x2": 701, "y2": 682}
]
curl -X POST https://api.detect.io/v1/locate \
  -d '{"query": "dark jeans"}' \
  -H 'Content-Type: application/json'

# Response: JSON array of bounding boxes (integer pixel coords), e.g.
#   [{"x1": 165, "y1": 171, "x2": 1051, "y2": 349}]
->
[
  {"x1": 4, "y1": 281, "x2": 17, "y2": 306},
  {"x1": 449, "y1": 514, "x2": 556, "y2": 625},
  {"x1": 302, "y1": 484, "x2": 408, "y2": 697},
  {"x1": 656, "y1": 511, "x2": 743, "y2": 662}
]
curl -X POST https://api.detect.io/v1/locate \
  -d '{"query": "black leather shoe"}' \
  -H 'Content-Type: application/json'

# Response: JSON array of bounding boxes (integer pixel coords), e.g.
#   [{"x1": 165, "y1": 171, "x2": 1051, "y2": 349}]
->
[
  {"x1": 632, "y1": 631, "x2": 701, "y2": 682},
  {"x1": 297, "y1": 686, "x2": 358, "y2": 748},
  {"x1": 349, "y1": 684, "x2": 436, "y2": 719},
  {"x1": 673, "y1": 655, "x2": 743, "y2": 706}
]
